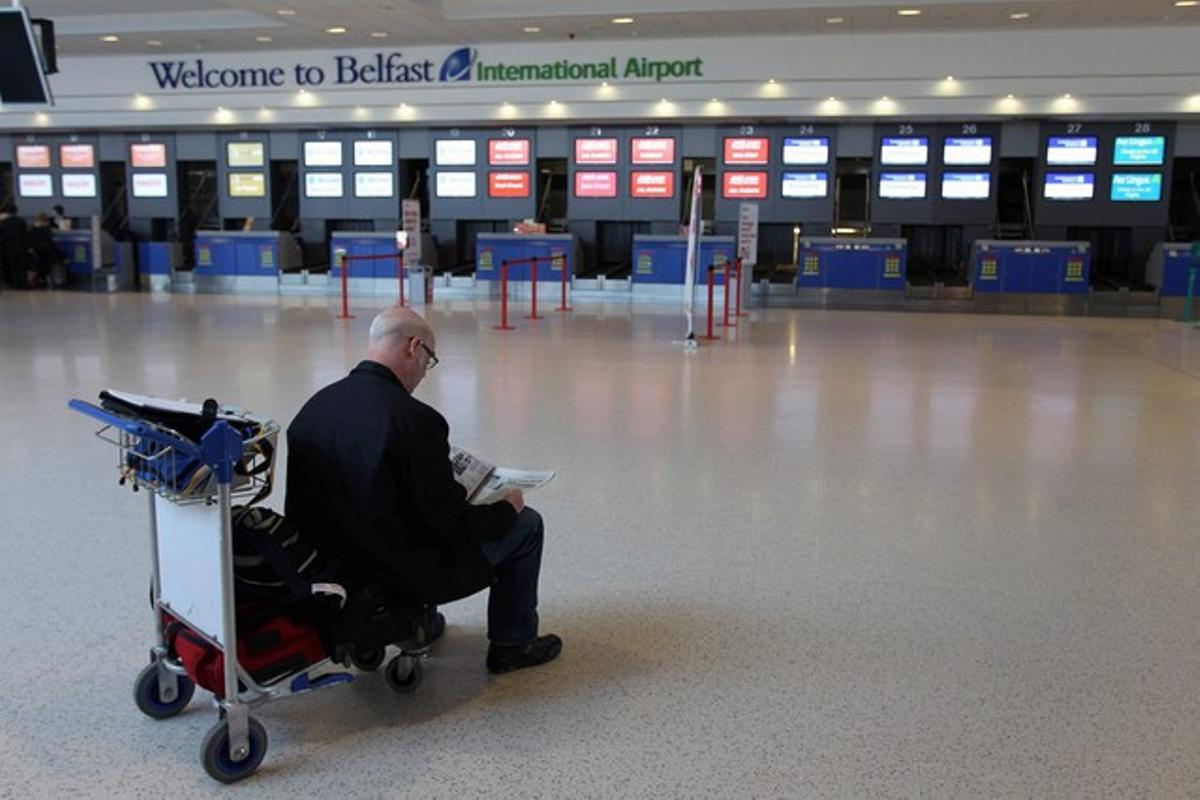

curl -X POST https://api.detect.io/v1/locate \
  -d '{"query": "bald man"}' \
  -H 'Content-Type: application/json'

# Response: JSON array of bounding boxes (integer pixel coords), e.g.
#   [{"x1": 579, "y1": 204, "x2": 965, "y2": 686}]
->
[{"x1": 286, "y1": 307, "x2": 562, "y2": 674}]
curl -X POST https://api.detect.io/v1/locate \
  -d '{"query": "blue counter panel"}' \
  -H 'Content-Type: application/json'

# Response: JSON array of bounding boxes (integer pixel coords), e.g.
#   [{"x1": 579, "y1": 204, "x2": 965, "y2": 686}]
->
[
  {"x1": 329, "y1": 237, "x2": 405, "y2": 280},
  {"x1": 972, "y1": 242, "x2": 1089, "y2": 295},
  {"x1": 195, "y1": 234, "x2": 282, "y2": 277},
  {"x1": 1155, "y1": 246, "x2": 1195, "y2": 297},
  {"x1": 475, "y1": 236, "x2": 575, "y2": 282},
  {"x1": 54, "y1": 233, "x2": 95, "y2": 275},
  {"x1": 631, "y1": 238, "x2": 736, "y2": 285},
  {"x1": 796, "y1": 241, "x2": 907, "y2": 290},
  {"x1": 137, "y1": 243, "x2": 174, "y2": 275}
]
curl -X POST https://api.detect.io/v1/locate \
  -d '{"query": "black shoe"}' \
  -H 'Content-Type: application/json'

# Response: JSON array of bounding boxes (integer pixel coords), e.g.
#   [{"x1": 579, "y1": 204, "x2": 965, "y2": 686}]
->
[
  {"x1": 423, "y1": 610, "x2": 446, "y2": 644},
  {"x1": 486, "y1": 634, "x2": 562, "y2": 674}
]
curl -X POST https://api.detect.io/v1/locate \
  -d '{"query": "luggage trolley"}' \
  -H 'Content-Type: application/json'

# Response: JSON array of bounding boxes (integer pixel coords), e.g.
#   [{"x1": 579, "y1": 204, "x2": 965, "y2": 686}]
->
[{"x1": 69, "y1": 391, "x2": 427, "y2": 783}]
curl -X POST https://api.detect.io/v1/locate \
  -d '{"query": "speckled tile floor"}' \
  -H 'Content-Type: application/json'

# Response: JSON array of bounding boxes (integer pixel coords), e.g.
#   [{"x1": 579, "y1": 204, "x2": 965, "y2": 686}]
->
[{"x1": 1, "y1": 291, "x2": 1198, "y2": 798}]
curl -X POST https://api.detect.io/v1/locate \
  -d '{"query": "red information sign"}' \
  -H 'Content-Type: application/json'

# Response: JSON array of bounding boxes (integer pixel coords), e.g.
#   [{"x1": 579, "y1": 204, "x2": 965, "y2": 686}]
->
[
  {"x1": 59, "y1": 144, "x2": 95, "y2": 169},
  {"x1": 723, "y1": 137, "x2": 770, "y2": 165},
  {"x1": 722, "y1": 171, "x2": 768, "y2": 199},
  {"x1": 16, "y1": 145, "x2": 50, "y2": 169},
  {"x1": 489, "y1": 171, "x2": 530, "y2": 198},
  {"x1": 630, "y1": 171, "x2": 675, "y2": 199},
  {"x1": 574, "y1": 171, "x2": 618, "y2": 198},
  {"x1": 631, "y1": 137, "x2": 676, "y2": 165},
  {"x1": 574, "y1": 138, "x2": 618, "y2": 165},
  {"x1": 488, "y1": 139, "x2": 530, "y2": 166},
  {"x1": 130, "y1": 143, "x2": 167, "y2": 168}
]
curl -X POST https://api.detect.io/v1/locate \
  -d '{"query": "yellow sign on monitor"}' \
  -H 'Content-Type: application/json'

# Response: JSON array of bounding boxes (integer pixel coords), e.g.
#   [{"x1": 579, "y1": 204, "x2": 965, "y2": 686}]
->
[
  {"x1": 228, "y1": 173, "x2": 265, "y2": 198},
  {"x1": 227, "y1": 141, "x2": 265, "y2": 167}
]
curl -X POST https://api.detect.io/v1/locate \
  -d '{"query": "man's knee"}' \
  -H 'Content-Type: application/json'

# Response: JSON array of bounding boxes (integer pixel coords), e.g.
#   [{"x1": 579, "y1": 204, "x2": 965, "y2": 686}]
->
[{"x1": 514, "y1": 507, "x2": 544, "y2": 552}]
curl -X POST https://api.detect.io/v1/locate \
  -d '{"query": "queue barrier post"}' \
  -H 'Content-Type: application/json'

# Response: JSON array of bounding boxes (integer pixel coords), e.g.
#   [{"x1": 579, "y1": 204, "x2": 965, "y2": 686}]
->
[
  {"x1": 700, "y1": 264, "x2": 720, "y2": 341},
  {"x1": 556, "y1": 254, "x2": 572, "y2": 312},
  {"x1": 494, "y1": 260, "x2": 515, "y2": 331},
  {"x1": 336, "y1": 252, "x2": 354, "y2": 320},
  {"x1": 719, "y1": 261, "x2": 736, "y2": 328},
  {"x1": 527, "y1": 257, "x2": 543, "y2": 320},
  {"x1": 734, "y1": 257, "x2": 748, "y2": 318}
]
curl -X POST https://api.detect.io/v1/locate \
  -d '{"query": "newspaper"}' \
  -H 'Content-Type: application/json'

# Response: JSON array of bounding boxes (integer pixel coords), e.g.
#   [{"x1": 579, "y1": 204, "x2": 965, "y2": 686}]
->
[{"x1": 449, "y1": 445, "x2": 555, "y2": 506}]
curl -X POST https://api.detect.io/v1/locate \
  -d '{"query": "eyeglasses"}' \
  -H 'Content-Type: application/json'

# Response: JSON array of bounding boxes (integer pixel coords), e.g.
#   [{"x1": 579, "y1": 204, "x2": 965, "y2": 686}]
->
[{"x1": 415, "y1": 339, "x2": 439, "y2": 369}]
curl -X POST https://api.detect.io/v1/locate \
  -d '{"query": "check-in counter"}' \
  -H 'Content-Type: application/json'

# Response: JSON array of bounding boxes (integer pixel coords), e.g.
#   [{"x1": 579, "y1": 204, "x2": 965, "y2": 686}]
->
[
  {"x1": 193, "y1": 231, "x2": 301, "y2": 293},
  {"x1": 1145, "y1": 243, "x2": 1195, "y2": 297},
  {"x1": 475, "y1": 233, "x2": 578, "y2": 282},
  {"x1": 137, "y1": 242, "x2": 181, "y2": 292},
  {"x1": 54, "y1": 230, "x2": 134, "y2": 291},
  {"x1": 628, "y1": 235, "x2": 737, "y2": 302},
  {"x1": 329, "y1": 232, "x2": 406, "y2": 296},
  {"x1": 971, "y1": 240, "x2": 1090, "y2": 295},
  {"x1": 795, "y1": 238, "x2": 907, "y2": 291}
]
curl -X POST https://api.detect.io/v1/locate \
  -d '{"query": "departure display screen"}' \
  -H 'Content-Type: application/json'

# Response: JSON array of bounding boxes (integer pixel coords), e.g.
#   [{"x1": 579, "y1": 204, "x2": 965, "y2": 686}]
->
[
  {"x1": 1046, "y1": 137, "x2": 1097, "y2": 166},
  {"x1": 1110, "y1": 173, "x2": 1163, "y2": 202},
  {"x1": 722, "y1": 171, "x2": 768, "y2": 199},
  {"x1": 631, "y1": 137, "x2": 676, "y2": 165},
  {"x1": 16, "y1": 144, "x2": 50, "y2": 168},
  {"x1": 780, "y1": 171, "x2": 828, "y2": 198},
  {"x1": 354, "y1": 172, "x2": 394, "y2": 198},
  {"x1": 353, "y1": 140, "x2": 393, "y2": 167},
  {"x1": 574, "y1": 138, "x2": 618, "y2": 165},
  {"x1": 435, "y1": 139, "x2": 476, "y2": 167},
  {"x1": 1112, "y1": 136, "x2": 1165, "y2": 166},
  {"x1": 941, "y1": 172, "x2": 991, "y2": 200},
  {"x1": 226, "y1": 142, "x2": 265, "y2": 168},
  {"x1": 132, "y1": 173, "x2": 169, "y2": 198},
  {"x1": 878, "y1": 172, "x2": 927, "y2": 199},
  {"x1": 880, "y1": 137, "x2": 928, "y2": 166},
  {"x1": 130, "y1": 143, "x2": 167, "y2": 168},
  {"x1": 1043, "y1": 173, "x2": 1094, "y2": 200},
  {"x1": 488, "y1": 171, "x2": 531, "y2": 198},
  {"x1": 304, "y1": 172, "x2": 343, "y2": 198},
  {"x1": 723, "y1": 137, "x2": 769, "y2": 165},
  {"x1": 59, "y1": 144, "x2": 95, "y2": 169},
  {"x1": 489, "y1": 139, "x2": 530, "y2": 166},
  {"x1": 17, "y1": 173, "x2": 52, "y2": 197},
  {"x1": 943, "y1": 137, "x2": 992, "y2": 166},
  {"x1": 630, "y1": 171, "x2": 675, "y2": 198},
  {"x1": 62, "y1": 173, "x2": 97, "y2": 198},
  {"x1": 228, "y1": 172, "x2": 266, "y2": 197},
  {"x1": 574, "y1": 171, "x2": 618, "y2": 198},
  {"x1": 435, "y1": 170, "x2": 477, "y2": 198},
  {"x1": 304, "y1": 141, "x2": 343, "y2": 167}
]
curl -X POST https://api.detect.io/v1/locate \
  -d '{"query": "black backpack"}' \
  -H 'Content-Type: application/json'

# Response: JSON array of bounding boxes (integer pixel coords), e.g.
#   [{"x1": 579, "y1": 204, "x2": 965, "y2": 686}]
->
[{"x1": 231, "y1": 505, "x2": 341, "y2": 606}]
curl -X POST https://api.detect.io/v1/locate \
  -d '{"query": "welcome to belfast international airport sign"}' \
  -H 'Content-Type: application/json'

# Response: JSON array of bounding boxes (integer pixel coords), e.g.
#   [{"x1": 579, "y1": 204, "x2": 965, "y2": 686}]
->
[{"x1": 148, "y1": 47, "x2": 705, "y2": 91}]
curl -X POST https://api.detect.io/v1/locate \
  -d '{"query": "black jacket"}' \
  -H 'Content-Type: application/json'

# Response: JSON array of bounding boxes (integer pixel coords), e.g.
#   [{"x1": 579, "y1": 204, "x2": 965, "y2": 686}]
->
[{"x1": 285, "y1": 360, "x2": 518, "y2": 604}]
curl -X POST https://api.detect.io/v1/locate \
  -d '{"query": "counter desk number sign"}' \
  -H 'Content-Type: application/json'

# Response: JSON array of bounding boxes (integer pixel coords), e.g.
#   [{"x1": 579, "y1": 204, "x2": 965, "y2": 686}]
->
[
  {"x1": 260, "y1": 246, "x2": 274, "y2": 269},
  {"x1": 637, "y1": 251, "x2": 652, "y2": 275},
  {"x1": 478, "y1": 248, "x2": 493, "y2": 273},
  {"x1": 980, "y1": 257, "x2": 998, "y2": 281},
  {"x1": 884, "y1": 255, "x2": 901, "y2": 279},
  {"x1": 1065, "y1": 257, "x2": 1083, "y2": 282},
  {"x1": 803, "y1": 253, "x2": 820, "y2": 277}
]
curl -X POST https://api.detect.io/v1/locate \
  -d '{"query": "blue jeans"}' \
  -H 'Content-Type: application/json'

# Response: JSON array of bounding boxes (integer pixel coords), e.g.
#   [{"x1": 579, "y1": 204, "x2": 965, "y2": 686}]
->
[{"x1": 478, "y1": 507, "x2": 544, "y2": 644}]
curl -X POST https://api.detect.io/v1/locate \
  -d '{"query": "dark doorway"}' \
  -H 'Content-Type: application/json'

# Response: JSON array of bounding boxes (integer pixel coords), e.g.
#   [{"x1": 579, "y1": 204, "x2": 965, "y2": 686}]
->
[
  {"x1": 270, "y1": 160, "x2": 299, "y2": 233},
  {"x1": 0, "y1": 162, "x2": 12, "y2": 208},
  {"x1": 535, "y1": 158, "x2": 567, "y2": 227},
  {"x1": 902, "y1": 225, "x2": 968, "y2": 286},
  {"x1": 398, "y1": 159, "x2": 429, "y2": 222},
  {"x1": 176, "y1": 160, "x2": 218, "y2": 269},
  {"x1": 1169, "y1": 158, "x2": 1200, "y2": 243},
  {"x1": 835, "y1": 158, "x2": 871, "y2": 231},
  {"x1": 99, "y1": 161, "x2": 128, "y2": 238},
  {"x1": 996, "y1": 158, "x2": 1034, "y2": 239}
]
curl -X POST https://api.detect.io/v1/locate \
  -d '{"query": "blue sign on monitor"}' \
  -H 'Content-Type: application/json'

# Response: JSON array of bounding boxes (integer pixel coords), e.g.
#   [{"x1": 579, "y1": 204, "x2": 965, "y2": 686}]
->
[
  {"x1": 1113, "y1": 136, "x2": 1165, "y2": 166},
  {"x1": 1110, "y1": 173, "x2": 1162, "y2": 202}
]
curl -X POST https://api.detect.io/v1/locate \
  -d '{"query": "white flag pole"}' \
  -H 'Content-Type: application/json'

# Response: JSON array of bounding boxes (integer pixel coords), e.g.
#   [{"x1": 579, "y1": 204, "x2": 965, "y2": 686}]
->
[{"x1": 680, "y1": 165, "x2": 703, "y2": 346}]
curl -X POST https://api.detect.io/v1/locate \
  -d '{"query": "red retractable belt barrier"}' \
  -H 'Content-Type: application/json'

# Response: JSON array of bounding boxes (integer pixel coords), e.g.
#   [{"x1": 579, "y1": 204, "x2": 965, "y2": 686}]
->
[{"x1": 335, "y1": 251, "x2": 406, "y2": 320}]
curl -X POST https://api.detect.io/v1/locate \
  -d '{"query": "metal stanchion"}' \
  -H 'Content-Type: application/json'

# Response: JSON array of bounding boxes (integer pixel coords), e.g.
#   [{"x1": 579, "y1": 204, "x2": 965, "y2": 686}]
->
[
  {"x1": 719, "y1": 261, "x2": 736, "y2": 328},
  {"x1": 397, "y1": 255, "x2": 406, "y2": 307},
  {"x1": 700, "y1": 265, "x2": 720, "y2": 340},
  {"x1": 734, "y1": 257, "x2": 748, "y2": 318},
  {"x1": 556, "y1": 254, "x2": 572, "y2": 312},
  {"x1": 336, "y1": 254, "x2": 354, "y2": 320},
  {"x1": 526, "y1": 257, "x2": 543, "y2": 320},
  {"x1": 494, "y1": 261, "x2": 515, "y2": 331}
]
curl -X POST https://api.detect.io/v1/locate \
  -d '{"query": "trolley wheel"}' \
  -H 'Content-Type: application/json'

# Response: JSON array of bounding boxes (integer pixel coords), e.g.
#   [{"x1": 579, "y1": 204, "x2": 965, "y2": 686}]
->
[
  {"x1": 133, "y1": 662, "x2": 195, "y2": 720},
  {"x1": 200, "y1": 717, "x2": 268, "y2": 784},
  {"x1": 384, "y1": 657, "x2": 423, "y2": 693},
  {"x1": 350, "y1": 647, "x2": 386, "y2": 672}
]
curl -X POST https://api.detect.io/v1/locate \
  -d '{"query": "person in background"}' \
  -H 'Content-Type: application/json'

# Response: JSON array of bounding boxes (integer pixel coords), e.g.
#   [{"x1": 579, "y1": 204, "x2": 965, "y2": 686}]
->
[
  {"x1": 0, "y1": 203, "x2": 30, "y2": 290},
  {"x1": 286, "y1": 307, "x2": 563, "y2": 675},
  {"x1": 29, "y1": 213, "x2": 63, "y2": 289},
  {"x1": 51, "y1": 205, "x2": 72, "y2": 231}
]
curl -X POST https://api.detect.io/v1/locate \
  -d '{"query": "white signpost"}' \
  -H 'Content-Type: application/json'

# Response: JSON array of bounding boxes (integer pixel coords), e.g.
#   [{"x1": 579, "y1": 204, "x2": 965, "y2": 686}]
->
[{"x1": 737, "y1": 202, "x2": 759, "y2": 266}]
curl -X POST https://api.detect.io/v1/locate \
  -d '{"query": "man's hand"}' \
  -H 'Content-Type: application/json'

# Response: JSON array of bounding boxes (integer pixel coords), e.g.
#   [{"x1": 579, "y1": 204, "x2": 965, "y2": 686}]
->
[{"x1": 503, "y1": 489, "x2": 525, "y2": 513}]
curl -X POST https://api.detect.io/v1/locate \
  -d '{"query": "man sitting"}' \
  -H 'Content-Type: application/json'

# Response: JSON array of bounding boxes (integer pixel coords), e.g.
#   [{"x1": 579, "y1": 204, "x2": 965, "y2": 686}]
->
[{"x1": 285, "y1": 307, "x2": 562, "y2": 674}]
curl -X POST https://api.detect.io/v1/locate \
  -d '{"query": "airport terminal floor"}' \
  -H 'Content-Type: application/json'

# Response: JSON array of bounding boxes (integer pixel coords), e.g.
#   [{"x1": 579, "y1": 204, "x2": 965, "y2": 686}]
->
[{"x1": 2, "y1": 291, "x2": 1198, "y2": 796}]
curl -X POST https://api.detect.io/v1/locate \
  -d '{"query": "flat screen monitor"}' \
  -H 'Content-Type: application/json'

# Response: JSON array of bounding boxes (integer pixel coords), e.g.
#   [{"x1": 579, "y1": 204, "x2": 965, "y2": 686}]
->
[
  {"x1": 353, "y1": 172, "x2": 393, "y2": 198},
  {"x1": 17, "y1": 173, "x2": 52, "y2": 197},
  {"x1": 781, "y1": 171, "x2": 828, "y2": 199},
  {"x1": 574, "y1": 138, "x2": 618, "y2": 165},
  {"x1": 489, "y1": 138, "x2": 530, "y2": 166},
  {"x1": 353, "y1": 139, "x2": 393, "y2": 167},
  {"x1": 303, "y1": 141, "x2": 343, "y2": 168},
  {"x1": 61, "y1": 173, "x2": 97, "y2": 198},
  {"x1": 226, "y1": 141, "x2": 265, "y2": 168},
  {"x1": 1046, "y1": 137, "x2": 1097, "y2": 166},
  {"x1": 131, "y1": 173, "x2": 169, "y2": 198},
  {"x1": 1043, "y1": 172, "x2": 1095, "y2": 201},
  {"x1": 723, "y1": 137, "x2": 769, "y2": 165},
  {"x1": 630, "y1": 138, "x2": 676, "y2": 165},
  {"x1": 1110, "y1": 173, "x2": 1163, "y2": 202},
  {"x1": 59, "y1": 144, "x2": 95, "y2": 169},
  {"x1": 435, "y1": 139, "x2": 476, "y2": 167},
  {"x1": 16, "y1": 144, "x2": 50, "y2": 169},
  {"x1": 782, "y1": 137, "x2": 829, "y2": 166},
  {"x1": 1112, "y1": 136, "x2": 1166, "y2": 166},
  {"x1": 941, "y1": 172, "x2": 991, "y2": 200},
  {"x1": 722, "y1": 171, "x2": 768, "y2": 199},
  {"x1": 304, "y1": 172, "x2": 344, "y2": 198},
  {"x1": 880, "y1": 137, "x2": 929, "y2": 166},
  {"x1": 228, "y1": 172, "x2": 266, "y2": 198},
  {"x1": 0, "y1": 8, "x2": 53, "y2": 104},
  {"x1": 630, "y1": 171, "x2": 675, "y2": 199},
  {"x1": 488, "y1": 171, "x2": 530, "y2": 198},
  {"x1": 574, "y1": 171, "x2": 618, "y2": 198},
  {"x1": 130, "y1": 143, "x2": 167, "y2": 168},
  {"x1": 943, "y1": 137, "x2": 992, "y2": 166},
  {"x1": 878, "y1": 172, "x2": 927, "y2": 199},
  {"x1": 435, "y1": 170, "x2": 477, "y2": 198}
]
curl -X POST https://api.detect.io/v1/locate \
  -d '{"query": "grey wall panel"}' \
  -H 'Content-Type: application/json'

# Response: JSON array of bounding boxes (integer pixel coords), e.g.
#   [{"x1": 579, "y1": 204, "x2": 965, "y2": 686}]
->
[
  {"x1": 269, "y1": 130, "x2": 299, "y2": 160},
  {"x1": 0, "y1": 135, "x2": 12, "y2": 160},
  {"x1": 1000, "y1": 122, "x2": 1039, "y2": 158},
  {"x1": 176, "y1": 132, "x2": 217, "y2": 160},
  {"x1": 681, "y1": 126, "x2": 717, "y2": 158},
  {"x1": 1176, "y1": 123, "x2": 1200, "y2": 157},
  {"x1": 535, "y1": 127, "x2": 567, "y2": 159},
  {"x1": 399, "y1": 131, "x2": 429, "y2": 159},
  {"x1": 836, "y1": 125, "x2": 873, "y2": 158},
  {"x1": 98, "y1": 134, "x2": 126, "y2": 161}
]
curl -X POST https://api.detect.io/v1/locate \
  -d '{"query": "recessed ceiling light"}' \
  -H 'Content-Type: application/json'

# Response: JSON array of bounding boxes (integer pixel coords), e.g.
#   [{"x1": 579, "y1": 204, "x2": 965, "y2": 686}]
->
[
  {"x1": 710, "y1": 98, "x2": 719, "y2": 103},
  {"x1": 828, "y1": 96, "x2": 837, "y2": 101},
  {"x1": 1006, "y1": 93, "x2": 1015, "y2": 98},
  {"x1": 945, "y1": 75, "x2": 955, "y2": 81},
  {"x1": 100, "y1": 35, "x2": 120, "y2": 42},
  {"x1": 325, "y1": 26, "x2": 347, "y2": 34},
  {"x1": 146, "y1": 39, "x2": 162, "y2": 46},
  {"x1": 1175, "y1": 1, "x2": 1198, "y2": 7},
  {"x1": 524, "y1": 26, "x2": 541, "y2": 32},
  {"x1": 768, "y1": 78, "x2": 777, "y2": 84},
  {"x1": 880, "y1": 95, "x2": 890, "y2": 101},
  {"x1": 826, "y1": 17, "x2": 844, "y2": 23},
  {"x1": 1062, "y1": 93, "x2": 1072, "y2": 98},
  {"x1": 1010, "y1": 11, "x2": 1030, "y2": 18},
  {"x1": 549, "y1": 99, "x2": 559, "y2": 105},
  {"x1": 611, "y1": 17, "x2": 634, "y2": 24},
  {"x1": 255, "y1": 35, "x2": 273, "y2": 42},
  {"x1": 370, "y1": 31, "x2": 388, "y2": 38},
  {"x1": 277, "y1": 8, "x2": 296, "y2": 15},
  {"x1": 897, "y1": 8, "x2": 923, "y2": 16}
]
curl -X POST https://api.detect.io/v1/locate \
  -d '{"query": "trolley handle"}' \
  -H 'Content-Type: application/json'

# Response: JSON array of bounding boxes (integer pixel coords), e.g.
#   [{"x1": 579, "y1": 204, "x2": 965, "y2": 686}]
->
[{"x1": 68, "y1": 398, "x2": 203, "y2": 458}]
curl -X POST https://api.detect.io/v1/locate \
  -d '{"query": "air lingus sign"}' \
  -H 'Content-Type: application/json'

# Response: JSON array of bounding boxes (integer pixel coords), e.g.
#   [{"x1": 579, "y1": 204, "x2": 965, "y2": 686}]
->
[{"x1": 148, "y1": 47, "x2": 704, "y2": 91}]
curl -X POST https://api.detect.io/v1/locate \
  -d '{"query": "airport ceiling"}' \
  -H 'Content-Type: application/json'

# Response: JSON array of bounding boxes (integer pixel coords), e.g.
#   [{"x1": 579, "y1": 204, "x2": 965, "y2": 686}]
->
[{"x1": 29, "y1": 0, "x2": 1200, "y2": 56}]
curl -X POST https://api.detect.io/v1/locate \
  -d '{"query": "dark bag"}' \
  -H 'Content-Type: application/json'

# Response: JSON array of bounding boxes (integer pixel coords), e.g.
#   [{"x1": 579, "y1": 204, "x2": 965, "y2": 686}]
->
[{"x1": 232, "y1": 505, "x2": 340, "y2": 605}]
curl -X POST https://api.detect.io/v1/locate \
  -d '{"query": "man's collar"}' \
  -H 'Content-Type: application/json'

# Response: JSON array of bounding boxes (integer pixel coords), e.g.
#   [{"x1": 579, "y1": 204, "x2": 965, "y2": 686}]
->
[{"x1": 353, "y1": 360, "x2": 408, "y2": 392}]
